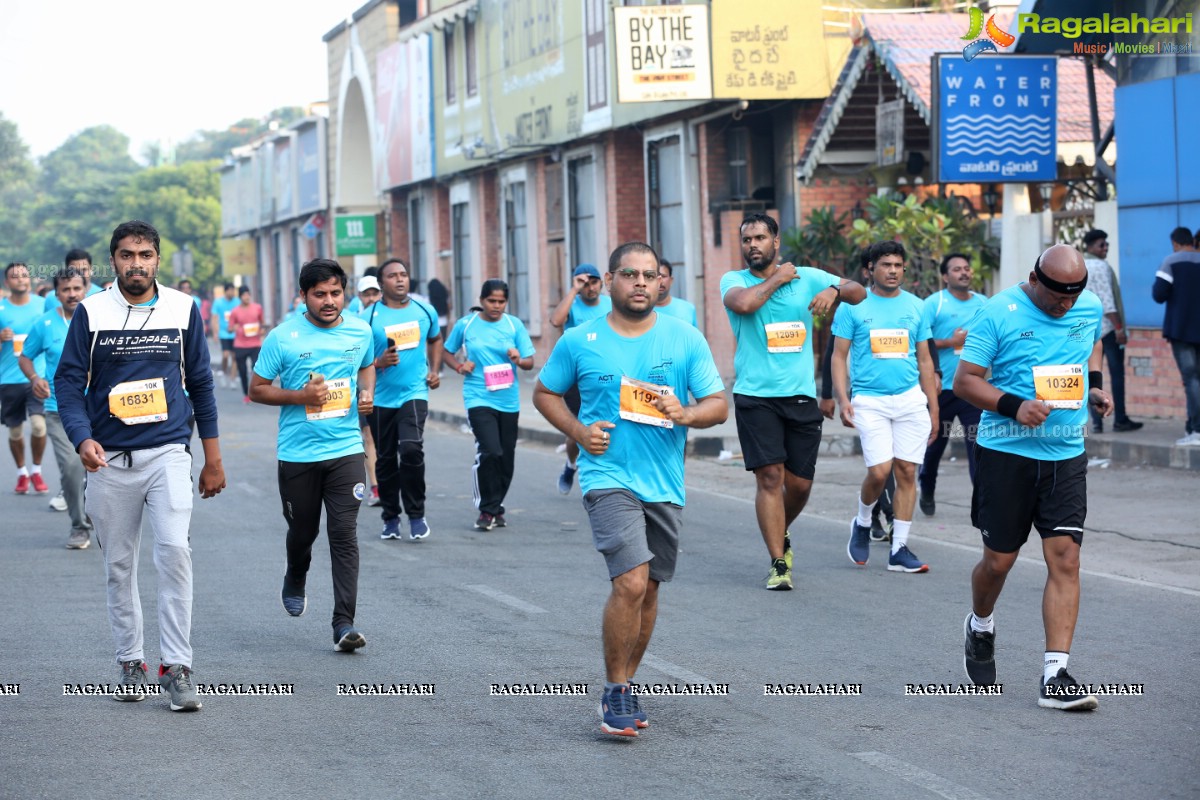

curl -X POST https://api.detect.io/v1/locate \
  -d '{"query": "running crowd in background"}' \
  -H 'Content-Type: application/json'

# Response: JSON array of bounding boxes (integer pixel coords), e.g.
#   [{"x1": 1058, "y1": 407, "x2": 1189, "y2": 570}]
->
[{"x1": 2, "y1": 217, "x2": 1197, "y2": 728}]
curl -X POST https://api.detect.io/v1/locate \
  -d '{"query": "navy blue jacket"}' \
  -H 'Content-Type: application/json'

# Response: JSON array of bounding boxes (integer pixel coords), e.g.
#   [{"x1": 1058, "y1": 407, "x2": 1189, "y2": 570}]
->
[
  {"x1": 1153, "y1": 250, "x2": 1200, "y2": 345},
  {"x1": 55, "y1": 283, "x2": 219, "y2": 451}
]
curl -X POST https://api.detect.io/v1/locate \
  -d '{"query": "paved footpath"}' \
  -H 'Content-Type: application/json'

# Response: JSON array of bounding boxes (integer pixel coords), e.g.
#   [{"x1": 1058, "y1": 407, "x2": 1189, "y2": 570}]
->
[{"x1": 0, "y1": 376, "x2": 1196, "y2": 800}]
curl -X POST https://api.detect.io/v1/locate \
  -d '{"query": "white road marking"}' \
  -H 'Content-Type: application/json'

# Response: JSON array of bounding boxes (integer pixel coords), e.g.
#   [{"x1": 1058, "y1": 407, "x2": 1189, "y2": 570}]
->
[
  {"x1": 639, "y1": 653, "x2": 711, "y2": 685},
  {"x1": 684, "y1": 484, "x2": 1200, "y2": 598},
  {"x1": 851, "y1": 751, "x2": 993, "y2": 800},
  {"x1": 465, "y1": 584, "x2": 547, "y2": 614}
]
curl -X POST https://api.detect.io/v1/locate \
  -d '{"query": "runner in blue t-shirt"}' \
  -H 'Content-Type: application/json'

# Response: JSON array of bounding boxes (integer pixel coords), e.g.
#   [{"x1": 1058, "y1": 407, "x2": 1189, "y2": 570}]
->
[
  {"x1": 44, "y1": 249, "x2": 103, "y2": 313},
  {"x1": 0, "y1": 262, "x2": 49, "y2": 495},
  {"x1": 210, "y1": 283, "x2": 238, "y2": 389},
  {"x1": 654, "y1": 259, "x2": 698, "y2": 327},
  {"x1": 917, "y1": 253, "x2": 987, "y2": 515},
  {"x1": 250, "y1": 259, "x2": 375, "y2": 654},
  {"x1": 18, "y1": 268, "x2": 93, "y2": 548},
  {"x1": 832, "y1": 241, "x2": 938, "y2": 574},
  {"x1": 443, "y1": 279, "x2": 535, "y2": 531},
  {"x1": 721, "y1": 213, "x2": 865, "y2": 590},
  {"x1": 535, "y1": 241, "x2": 727, "y2": 738},
  {"x1": 953, "y1": 244, "x2": 1111, "y2": 710},
  {"x1": 364, "y1": 258, "x2": 442, "y2": 542},
  {"x1": 549, "y1": 263, "x2": 612, "y2": 495}
]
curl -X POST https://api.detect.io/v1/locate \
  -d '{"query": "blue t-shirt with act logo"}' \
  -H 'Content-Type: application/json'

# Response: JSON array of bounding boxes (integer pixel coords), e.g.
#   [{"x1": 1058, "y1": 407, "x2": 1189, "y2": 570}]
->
[
  {"x1": 254, "y1": 313, "x2": 374, "y2": 463},
  {"x1": 922, "y1": 289, "x2": 987, "y2": 391},
  {"x1": 832, "y1": 289, "x2": 931, "y2": 397},
  {"x1": 444, "y1": 313, "x2": 535, "y2": 413},
  {"x1": 19, "y1": 309, "x2": 70, "y2": 412},
  {"x1": 720, "y1": 266, "x2": 839, "y2": 397},
  {"x1": 363, "y1": 298, "x2": 440, "y2": 408},
  {"x1": 538, "y1": 313, "x2": 724, "y2": 506},
  {"x1": 960, "y1": 284, "x2": 1102, "y2": 461}
]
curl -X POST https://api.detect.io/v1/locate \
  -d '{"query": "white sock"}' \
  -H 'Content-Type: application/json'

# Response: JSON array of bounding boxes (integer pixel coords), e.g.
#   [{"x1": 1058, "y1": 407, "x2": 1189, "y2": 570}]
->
[
  {"x1": 891, "y1": 520, "x2": 912, "y2": 554},
  {"x1": 970, "y1": 613, "x2": 994, "y2": 634},
  {"x1": 30, "y1": 464, "x2": 42, "y2": 475},
  {"x1": 566, "y1": 458, "x2": 576, "y2": 470},
  {"x1": 1044, "y1": 651, "x2": 1069, "y2": 683},
  {"x1": 856, "y1": 494, "x2": 877, "y2": 527},
  {"x1": 17, "y1": 466, "x2": 28, "y2": 477}
]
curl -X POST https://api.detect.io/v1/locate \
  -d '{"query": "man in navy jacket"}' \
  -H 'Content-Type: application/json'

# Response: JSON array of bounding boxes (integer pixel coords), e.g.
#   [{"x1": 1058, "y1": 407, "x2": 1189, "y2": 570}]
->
[{"x1": 56, "y1": 220, "x2": 225, "y2": 712}]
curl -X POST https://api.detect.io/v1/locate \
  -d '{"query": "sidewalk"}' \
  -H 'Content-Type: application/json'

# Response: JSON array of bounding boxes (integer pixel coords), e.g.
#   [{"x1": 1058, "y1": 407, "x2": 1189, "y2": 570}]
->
[{"x1": 424, "y1": 371, "x2": 1200, "y2": 471}]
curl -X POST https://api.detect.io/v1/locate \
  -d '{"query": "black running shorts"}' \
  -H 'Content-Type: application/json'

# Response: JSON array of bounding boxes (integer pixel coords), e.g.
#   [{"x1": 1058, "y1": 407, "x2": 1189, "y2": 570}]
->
[
  {"x1": 733, "y1": 393, "x2": 824, "y2": 478},
  {"x1": 971, "y1": 445, "x2": 1088, "y2": 554}
]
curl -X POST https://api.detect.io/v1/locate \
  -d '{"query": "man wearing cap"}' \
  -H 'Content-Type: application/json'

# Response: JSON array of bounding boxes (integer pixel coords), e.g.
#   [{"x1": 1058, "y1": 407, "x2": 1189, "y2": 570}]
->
[
  {"x1": 347, "y1": 272, "x2": 381, "y2": 315},
  {"x1": 549, "y1": 264, "x2": 612, "y2": 495},
  {"x1": 954, "y1": 244, "x2": 1111, "y2": 710}
]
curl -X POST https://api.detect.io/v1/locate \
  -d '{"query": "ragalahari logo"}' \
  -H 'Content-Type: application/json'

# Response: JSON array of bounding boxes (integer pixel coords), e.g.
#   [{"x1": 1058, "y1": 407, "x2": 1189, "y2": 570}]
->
[{"x1": 961, "y1": 6, "x2": 1015, "y2": 61}]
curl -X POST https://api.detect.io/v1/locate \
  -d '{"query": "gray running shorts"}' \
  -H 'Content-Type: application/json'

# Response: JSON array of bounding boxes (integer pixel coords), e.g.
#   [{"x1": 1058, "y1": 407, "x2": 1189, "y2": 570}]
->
[{"x1": 582, "y1": 488, "x2": 682, "y2": 582}]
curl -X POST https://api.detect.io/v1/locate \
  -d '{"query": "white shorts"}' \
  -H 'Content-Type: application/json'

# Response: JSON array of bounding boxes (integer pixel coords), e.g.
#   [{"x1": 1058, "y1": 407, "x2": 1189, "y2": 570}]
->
[{"x1": 852, "y1": 386, "x2": 932, "y2": 467}]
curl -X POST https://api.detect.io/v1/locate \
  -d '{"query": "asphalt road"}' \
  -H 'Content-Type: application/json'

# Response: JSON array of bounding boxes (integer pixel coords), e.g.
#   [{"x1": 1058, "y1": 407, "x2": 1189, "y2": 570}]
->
[{"x1": 1, "y1": 388, "x2": 1197, "y2": 800}]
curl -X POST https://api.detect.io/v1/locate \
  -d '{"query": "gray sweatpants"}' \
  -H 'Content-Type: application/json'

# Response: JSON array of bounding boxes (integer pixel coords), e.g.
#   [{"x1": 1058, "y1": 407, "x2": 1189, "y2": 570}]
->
[
  {"x1": 45, "y1": 413, "x2": 91, "y2": 534},
  {"x1": 86, "y1": 443, "x2": 195, "y2": 667}
]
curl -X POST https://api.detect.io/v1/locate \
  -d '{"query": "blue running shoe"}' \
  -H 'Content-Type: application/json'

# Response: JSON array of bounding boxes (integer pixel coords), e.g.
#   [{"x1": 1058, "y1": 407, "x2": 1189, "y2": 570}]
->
[
  {"x1": 599, "y1": 685, "x2": 638, "y2": 737},
  {"x1": 557, "y1": 463, "x2": 576, "y2": 495},
  {"x1": 281, "y1": 577, "x2": 307, "y2": 617},
  {"x1": 334, "y1": 626, "x2": 367, "y2": 652},
  {"x1": 847, "y1": 518, "x2": 870, "y2": 565},
  {"x1": 409, "y1": 518, "x2": 430, "y2": 540},
  {"x1": 630, "y1": 690, "x2": 649, "y2": 729},
  {"x1": 887, "y1": 544, "x2": 929, "y2": 573},
  {"x1": 381, "y1": 518, "x2": 401, "y2": 540}
]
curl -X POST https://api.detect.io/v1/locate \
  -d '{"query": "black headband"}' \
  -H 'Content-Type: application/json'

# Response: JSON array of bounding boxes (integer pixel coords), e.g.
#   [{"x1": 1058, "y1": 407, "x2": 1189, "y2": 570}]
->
[{"x1": 1034, "y1": 261, "x2": 1088, "y2": 294}]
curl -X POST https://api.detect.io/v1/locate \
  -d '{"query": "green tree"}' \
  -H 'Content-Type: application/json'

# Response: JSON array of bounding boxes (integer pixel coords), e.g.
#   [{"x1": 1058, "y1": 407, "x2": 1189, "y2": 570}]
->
[
  {"x1": 24, "y1": 126, "x2": 140, "y2": 277},
  {"x1": 0, "y1": 114, "x2": 37, "y2": 269},
  {"x1": 175, "y1": 106, "x2": 307, "y2": 163},
  {"x1": 780, "y1": 206, "x2": 856, "y2": 275},
  {"x1": 116, "y1": 161, "x2": 222, "y2": 286},
  {"x1": 847, "y1": 194, "x2": 997, "y2": 297}
]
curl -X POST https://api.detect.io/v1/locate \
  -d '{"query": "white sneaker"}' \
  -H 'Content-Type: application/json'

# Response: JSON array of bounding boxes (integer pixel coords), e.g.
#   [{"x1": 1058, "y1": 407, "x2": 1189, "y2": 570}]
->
[
  {"x1": 1176, "y1": 432, "x2": 1200, "y2": 446},
  {"x1": 49, "y1": 492, "x2": 68, "y2": 512}
]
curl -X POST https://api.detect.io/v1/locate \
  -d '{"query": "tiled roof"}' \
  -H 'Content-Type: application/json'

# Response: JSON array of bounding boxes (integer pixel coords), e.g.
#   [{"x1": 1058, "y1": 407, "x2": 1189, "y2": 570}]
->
[{"x1": 866, "y1": 11, "x2": 1114, "y2": 144}]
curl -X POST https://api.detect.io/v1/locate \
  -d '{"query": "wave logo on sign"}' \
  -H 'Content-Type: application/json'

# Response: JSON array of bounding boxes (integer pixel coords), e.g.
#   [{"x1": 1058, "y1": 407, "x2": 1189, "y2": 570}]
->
[
  {"x1": 943, "y1": 113, "x2": 1053, "y2": 157},
  {"x1": 961, "y1": 6, "x2": 1015, "y2": 61}
]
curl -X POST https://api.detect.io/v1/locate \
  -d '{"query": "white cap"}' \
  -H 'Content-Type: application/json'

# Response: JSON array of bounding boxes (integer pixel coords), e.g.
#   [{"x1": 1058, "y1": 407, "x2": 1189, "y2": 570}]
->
[{"x1": 357, "y1": 276, "x2": 380, "y2": 293}]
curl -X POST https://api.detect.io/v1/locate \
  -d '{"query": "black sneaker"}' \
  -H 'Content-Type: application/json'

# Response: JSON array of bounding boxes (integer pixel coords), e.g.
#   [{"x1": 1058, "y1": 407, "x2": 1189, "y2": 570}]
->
[
  {"x1": 919, "y1": 490, "x2": 936, "y2": 517},
  {"x1": 334, "y1": 626, "x2": 367, "y2": 653},
  {"x1": 281, "y1": 576, "x2": 307, "y2": 617},
  {"x1": 869, "y1": 509, "x2": 891, "y2": 542},
  {"x1": 963, "y1": 613, "x2": 996, "y2": 686},
  {"x1": 1038, "y1": 668, "x2": 1099, "y2": 711},
  {"x1": 474, "y1": 512, "x2": 495, "y2": 531},
  {"x1": 493, "y1": 513, "x2": 507, "y2": 528},
  {"x1": 1113, "y1": 418, "x2": 1144, "y2": 433}
]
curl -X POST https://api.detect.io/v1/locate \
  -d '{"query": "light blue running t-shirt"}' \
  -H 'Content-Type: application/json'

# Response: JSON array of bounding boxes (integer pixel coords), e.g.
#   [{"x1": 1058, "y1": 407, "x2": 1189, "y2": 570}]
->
[
  {"x1": 0, "y1": 294, "x2": 47, "y2": 383},
  {"x1": 960, "y1": 284, "x2": 1102, "y2": 461},
  {"x1": 443, "y1": 312, "x2": 535, "y2": 413},
  {"x1": 363, "y1": 298, "x2": 440, "y2": 408},
  {"x1": 254, "y1": 313, "x2": 374, "y2": 463},
  {"x1": 720, "y1": 266, "x2": 839, "y2": 397},
  {"x1": 20, "y1": 308, "x2": 70, "y2": 412},
  {"x1": 538, "y1": 313, "x2": 724, "y2": 506},
  {"x1": 831, "y1": 289, "x2": 931, "y2": 398},
  {"x1": 922, "y1": 289, "x2": 987, "y2": 391},
  {"x1": 656, "y1": 297, "x2": 698, "y2": 327}
]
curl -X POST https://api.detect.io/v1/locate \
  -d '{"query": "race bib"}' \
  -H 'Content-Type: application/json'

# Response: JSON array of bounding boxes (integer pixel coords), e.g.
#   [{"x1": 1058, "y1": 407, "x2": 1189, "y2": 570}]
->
[
  {"x1": 305, "y1": 377, "x2": 353, "y2": 420},
  {"x1": 483, "y1": 363, "x2": 514, "y2": 392},
  {"x1": 223, "y1": 311, "x2": 231, "y2": 324},
  {"x1": 109, "y1": 378, "x2": 168, "y2": 425},
  {"x1": 242, "y1": 322, "x2": 260, "y2": 338},
  {"x1": 618, "y1": 376, "x2": 674, "y2": 429},
  {"x1": 12, "y1": 333, "x2": 26, "y2": 357},
  {"x1": 1032, "y1": 364, "x2": 1084, "y2": 409},
  {"x1": 765, "y1": 321, "x2": 806, "y2": 353},
  {"x1": 386, "y1": 321, "x2": 421, "y2": 351},
  {"x1": 870, "y1": 328, "x2": 909, "y2": 359}
]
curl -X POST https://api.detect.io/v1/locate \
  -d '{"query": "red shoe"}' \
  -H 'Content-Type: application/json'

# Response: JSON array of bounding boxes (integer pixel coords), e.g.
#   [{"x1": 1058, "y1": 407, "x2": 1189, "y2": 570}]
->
[
  {"x1": 14, "y1": 475, "x2": 30, "y2": 494},
  {"x1": 242, "y1": 395, "x2": 252, "y2": 405},
  {"x1": 30, "y1": 473, "x2": 49, "y2": 494}
]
